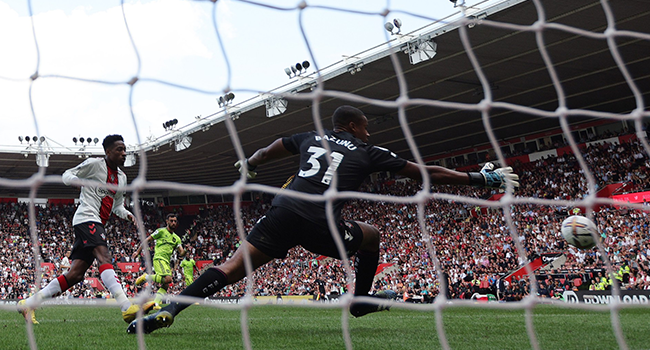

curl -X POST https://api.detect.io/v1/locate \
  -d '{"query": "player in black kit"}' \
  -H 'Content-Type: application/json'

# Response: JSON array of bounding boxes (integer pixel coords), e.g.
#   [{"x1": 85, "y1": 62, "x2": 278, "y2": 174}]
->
[{"x1": 128, "y1": 105, "x2": 519, "y2": 334}]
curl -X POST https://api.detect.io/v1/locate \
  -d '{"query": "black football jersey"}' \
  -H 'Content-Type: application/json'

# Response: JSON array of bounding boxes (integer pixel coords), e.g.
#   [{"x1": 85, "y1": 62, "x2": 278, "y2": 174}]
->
[{"x1": 272, "y1": 130, "x2": 407, "y2": 224}]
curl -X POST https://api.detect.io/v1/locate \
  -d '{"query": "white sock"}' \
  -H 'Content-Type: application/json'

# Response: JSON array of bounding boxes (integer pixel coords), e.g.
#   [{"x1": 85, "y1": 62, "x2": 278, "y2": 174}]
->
[
  {"x1": 25, "y1": 277, "x2": 63, "y2": 307},
  {"x1": 100, "y1": 265, "x2": 130, "y2": 312}
]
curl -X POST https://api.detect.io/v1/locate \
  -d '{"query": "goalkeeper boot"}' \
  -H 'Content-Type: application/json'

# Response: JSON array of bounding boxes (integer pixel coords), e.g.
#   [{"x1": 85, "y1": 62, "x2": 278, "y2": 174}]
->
[
  {"x1": 17, "y1": 300, "x2": 39, "y2": 325},
  {"x1": 350, "y1": 290, "x2": 398, "y2": 318},
  {"x1": 126, "y1": 310, "x2": 174, "y2": 334},
  {"x1": 135, "y1": 273, "x2": 148, "y2": 286},
  {"x1": 122, "y1": 301, "x2": 156, "y2": 323}
]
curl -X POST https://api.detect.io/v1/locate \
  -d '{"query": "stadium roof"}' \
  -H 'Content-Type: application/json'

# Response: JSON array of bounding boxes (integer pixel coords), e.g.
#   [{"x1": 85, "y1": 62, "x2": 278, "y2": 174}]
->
[{"x1": 1, "y1": 0, "x2": 648, "y2": 198}]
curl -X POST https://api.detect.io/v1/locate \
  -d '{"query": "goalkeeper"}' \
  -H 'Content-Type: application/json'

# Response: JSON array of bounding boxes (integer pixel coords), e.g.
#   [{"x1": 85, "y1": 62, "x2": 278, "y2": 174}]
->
[
  {"x1": 133, "y1": 213, "x2": 186, "y2": 308},
  {"x1": 128, "y1": 105, "x2": 519, "y2": 334}
]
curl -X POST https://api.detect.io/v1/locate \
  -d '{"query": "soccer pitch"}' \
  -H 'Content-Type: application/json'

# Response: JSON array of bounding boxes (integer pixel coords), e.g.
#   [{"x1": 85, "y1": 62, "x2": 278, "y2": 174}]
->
[{"x1": 3, "y1": 305, "x2": 650, "y2": 349}]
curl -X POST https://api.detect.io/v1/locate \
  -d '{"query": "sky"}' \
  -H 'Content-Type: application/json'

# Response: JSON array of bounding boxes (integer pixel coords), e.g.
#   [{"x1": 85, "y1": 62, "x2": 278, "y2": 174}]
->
[{"x1": 0, "y1": 0, "x2": 489, "y2": 154}]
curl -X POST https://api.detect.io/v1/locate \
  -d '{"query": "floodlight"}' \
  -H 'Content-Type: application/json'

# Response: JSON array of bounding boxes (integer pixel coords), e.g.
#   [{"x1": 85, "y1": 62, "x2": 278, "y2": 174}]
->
[
  {"x1": 295, "y1": 62, "x2": 303, "y2": 72},
  {"x1": 302, "y1": 61, "x2": 310, "y2": 70},
  {"x1": 18, "y1": 136, "x2": 23, "y2": 143},
  {"x1": 33, "y1": 136, "x2": 37, "y2": 142},
  {"x1": 39, "y1": 136, "x2": 45, "y2": 143},
  {"x1": 86, "y1": 137, "x2": 91, "y2": 144},
  {"x1": 25, "y1": 136, "x2": 30, "y2": 142},
  {"x1": 291, "y1": 66, "x2": 297, "y2": 74},
  {"x1": 468, "y1": 12, "x2": 488, "y2": 28},
  {"x1": 80, "y1": 137, "x2": 85, "y2": 143},
  {"x1": 174, "y1": 135, "x2": 192, "y2": 152},
  {"x1": 407, "y1": 37, "x2": 437, "y2": 65},
  {"x1": 385, "y1": 19, "x2": 402, "y2": 35},
  {"x1": 124, "y1": 154, "x2": 136, "y2": 167},
  {"x1": 73, "y1": 137, "x2": 78, "y2": 144},
  {"x1": 284, "y1": 67, "x2": 292, "y2": 77},
  {"x1": 36, "y1": 153, "x2": 50, "y2": 167},
  {"x1": 265, "y1": 97, "x2": 288, "y2": 118},
  {"x1": 218, "y1": 93, "x2": 235, "y2": 107},
  {"x1": 347, "y1": 62, "x2": 364, "y2": 75},
  {"x1": 172, "y1": 119, "x2": 178, "y2": 126},
  {"x1": 93, "y1": 138, "x2": 99, "y2": 144}
]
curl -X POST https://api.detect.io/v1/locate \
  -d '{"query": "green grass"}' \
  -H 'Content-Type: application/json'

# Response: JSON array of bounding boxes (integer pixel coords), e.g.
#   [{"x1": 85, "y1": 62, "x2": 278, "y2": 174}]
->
[{"x1": 3, "y1": 304, "x2": 650, "y2": 349}]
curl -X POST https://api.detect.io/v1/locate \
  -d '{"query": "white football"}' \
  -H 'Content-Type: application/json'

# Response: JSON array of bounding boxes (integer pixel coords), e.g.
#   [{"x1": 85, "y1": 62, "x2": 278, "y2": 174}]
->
[{"x1": 561, "y1": 215, "x2": 599, "y2": 250}]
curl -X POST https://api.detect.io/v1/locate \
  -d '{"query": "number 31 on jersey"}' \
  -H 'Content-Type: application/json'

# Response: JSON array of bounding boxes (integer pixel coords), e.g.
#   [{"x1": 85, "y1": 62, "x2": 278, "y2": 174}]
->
[{"x1": 298, "y1": 146, "x2": 344, "y2": 185}]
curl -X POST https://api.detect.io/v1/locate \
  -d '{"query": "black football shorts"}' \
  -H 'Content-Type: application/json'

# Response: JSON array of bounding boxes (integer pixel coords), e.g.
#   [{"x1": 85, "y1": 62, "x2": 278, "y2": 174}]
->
[
  {"x1": 247, "y1": 206, "x2": 363, "y2": 259},
  {"x1": 71, "y1": 221, "x2": 107, "y2": 265}
]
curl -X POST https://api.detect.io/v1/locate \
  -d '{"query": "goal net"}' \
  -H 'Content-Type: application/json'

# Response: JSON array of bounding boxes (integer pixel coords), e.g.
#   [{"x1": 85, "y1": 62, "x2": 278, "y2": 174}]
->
[{"x1": 1, "y1": 0, "x2": 649, "y2": 349}]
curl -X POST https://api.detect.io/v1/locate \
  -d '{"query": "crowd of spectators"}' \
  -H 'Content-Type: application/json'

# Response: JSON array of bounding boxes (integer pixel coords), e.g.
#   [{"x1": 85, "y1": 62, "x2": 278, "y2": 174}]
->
[{"x1": 1, "y1": 135, "x2": 650, "y2": 304}]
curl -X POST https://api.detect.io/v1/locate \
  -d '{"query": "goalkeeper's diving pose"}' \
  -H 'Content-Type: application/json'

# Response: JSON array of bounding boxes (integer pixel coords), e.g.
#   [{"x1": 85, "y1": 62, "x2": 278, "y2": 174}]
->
[{"x1": 127, "y1": 105, "x2": 519, "y2": 334}]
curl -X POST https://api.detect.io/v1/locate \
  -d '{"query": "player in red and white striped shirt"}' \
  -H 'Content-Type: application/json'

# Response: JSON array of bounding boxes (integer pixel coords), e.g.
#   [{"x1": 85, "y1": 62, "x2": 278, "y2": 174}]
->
[{"x1": 18, "y1": 135, "x2": 154, "y2": 324}]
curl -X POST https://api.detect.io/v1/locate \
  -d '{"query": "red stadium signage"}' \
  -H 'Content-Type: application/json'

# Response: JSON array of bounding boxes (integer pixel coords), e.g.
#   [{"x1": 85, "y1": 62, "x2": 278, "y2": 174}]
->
[
  {"x1": 504, "y1": 253, "x2": 564, "y2": 283},
  {"x1": 196, "y1": 260, "x2": 213, "y2": 271},
  {"x1": 117, "y1": 262, "x2": 140, "y2": 273},
  {"x1": 85, "y1": 277, "x2": 104, "y2": 291},
  {"x1": 375, "y1": 263, "x2": 397, "y2": 278},
  {"x1": 316, "y1": 255, "x2": 334, "y2": 265},
  {"x1": 612, "y1": 191, "x2": 650, "y2": 204},
  {"x1": 40, "y1": 262, "x2": 55, "y2": 273}
]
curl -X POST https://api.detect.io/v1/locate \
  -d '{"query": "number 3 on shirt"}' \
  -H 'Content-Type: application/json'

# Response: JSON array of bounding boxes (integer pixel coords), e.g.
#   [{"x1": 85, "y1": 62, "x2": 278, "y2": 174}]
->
[{"x1": 299, "y1": 146, "x2": 344, "y2": 185}]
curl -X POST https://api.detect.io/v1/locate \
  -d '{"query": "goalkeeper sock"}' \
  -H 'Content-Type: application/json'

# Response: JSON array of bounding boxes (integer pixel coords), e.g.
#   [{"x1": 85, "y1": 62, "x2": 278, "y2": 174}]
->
[
  {"x1": 163, "y1": 267, "x2": 228, "y2": 316},
  {"x1": 353, "y1": 250, "x2": 379, "y2": 296}
]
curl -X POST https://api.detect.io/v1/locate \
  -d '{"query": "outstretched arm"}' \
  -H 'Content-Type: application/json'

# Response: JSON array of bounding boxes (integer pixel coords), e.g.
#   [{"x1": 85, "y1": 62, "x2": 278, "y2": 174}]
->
[
  {"x1": 396, "y1": 161, "x2": 519, "y2": 189},
  {"x1": 248, "y1": 138, "x2": 293, "y2": 167},
  {"x1": 235, "y1": 138, "x2": 293, "y2": 178},
  {"x1": 397, "y1": 162, "x2": 470, "y2": 185}
]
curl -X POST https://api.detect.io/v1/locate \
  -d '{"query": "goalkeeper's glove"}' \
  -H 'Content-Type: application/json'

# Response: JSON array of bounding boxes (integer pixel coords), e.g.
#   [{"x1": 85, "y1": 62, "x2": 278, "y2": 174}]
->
[
  {"x1": 234, "y1": 159, "x2": 257, "y2": 179},
  {"x1": 468, "y1": 162, "x2": 520, "y2": 190}
]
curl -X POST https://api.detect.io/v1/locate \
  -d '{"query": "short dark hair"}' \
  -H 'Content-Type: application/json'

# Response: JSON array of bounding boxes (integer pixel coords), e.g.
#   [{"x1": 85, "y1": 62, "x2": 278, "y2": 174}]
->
[
  {"x1": 102, "y1": 135, "x2": 124, "y2": 151},
  {"x1": 332, "y1": 105, "x2": 365, "y2": 129},
  {"x1": 166, "y1": 213, "x2": 177, "y2": 220}
]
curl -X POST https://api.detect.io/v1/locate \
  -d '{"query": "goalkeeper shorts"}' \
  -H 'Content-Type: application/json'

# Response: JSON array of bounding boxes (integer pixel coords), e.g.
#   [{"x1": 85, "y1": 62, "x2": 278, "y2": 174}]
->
[{"x1": 246, "y1": 206, "x2": 363, "y2": 259}]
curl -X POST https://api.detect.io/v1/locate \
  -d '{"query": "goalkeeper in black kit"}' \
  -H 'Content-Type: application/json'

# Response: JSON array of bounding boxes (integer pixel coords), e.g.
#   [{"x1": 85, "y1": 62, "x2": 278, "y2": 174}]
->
[{"x1": 127, "y1": 105, "x2": 519, "y2": 334}]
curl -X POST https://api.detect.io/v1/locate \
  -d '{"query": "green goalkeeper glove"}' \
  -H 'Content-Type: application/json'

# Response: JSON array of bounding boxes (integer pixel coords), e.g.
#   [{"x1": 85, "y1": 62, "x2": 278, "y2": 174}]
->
[
  {"x1": 234, "y1": 159, "x2": 257, "y2": 179},
  {"x1": 468, "y1": 162, "x2": 520, "y2": 190}
]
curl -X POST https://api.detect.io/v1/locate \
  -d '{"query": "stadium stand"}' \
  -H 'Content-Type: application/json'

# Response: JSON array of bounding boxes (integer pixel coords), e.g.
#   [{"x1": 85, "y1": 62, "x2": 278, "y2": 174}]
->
[{"x1": 2, "y1": 131, "x2": 649, "y2": 303}]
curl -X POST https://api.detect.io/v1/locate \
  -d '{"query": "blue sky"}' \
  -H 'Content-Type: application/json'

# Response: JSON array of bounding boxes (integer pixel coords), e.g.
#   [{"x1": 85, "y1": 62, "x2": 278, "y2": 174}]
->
[{"x1": 0, "y1": 0, "x2": 486, "y2": 152}]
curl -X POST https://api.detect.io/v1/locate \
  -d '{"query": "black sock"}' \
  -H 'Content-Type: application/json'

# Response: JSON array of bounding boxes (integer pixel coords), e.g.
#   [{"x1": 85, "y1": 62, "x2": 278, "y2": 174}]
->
[
  {"x1": 354, "y1": 250, "x2": 379, "y2": 296},
  {"x1": 163, "y1": 268, "x2": 228, "y2": 316}
]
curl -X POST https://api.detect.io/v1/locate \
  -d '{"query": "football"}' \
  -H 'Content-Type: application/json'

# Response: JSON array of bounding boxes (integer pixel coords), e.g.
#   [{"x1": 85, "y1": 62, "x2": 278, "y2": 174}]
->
[{"x1": 561, "y1": 215, "x2": 599, "y2": 250}]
